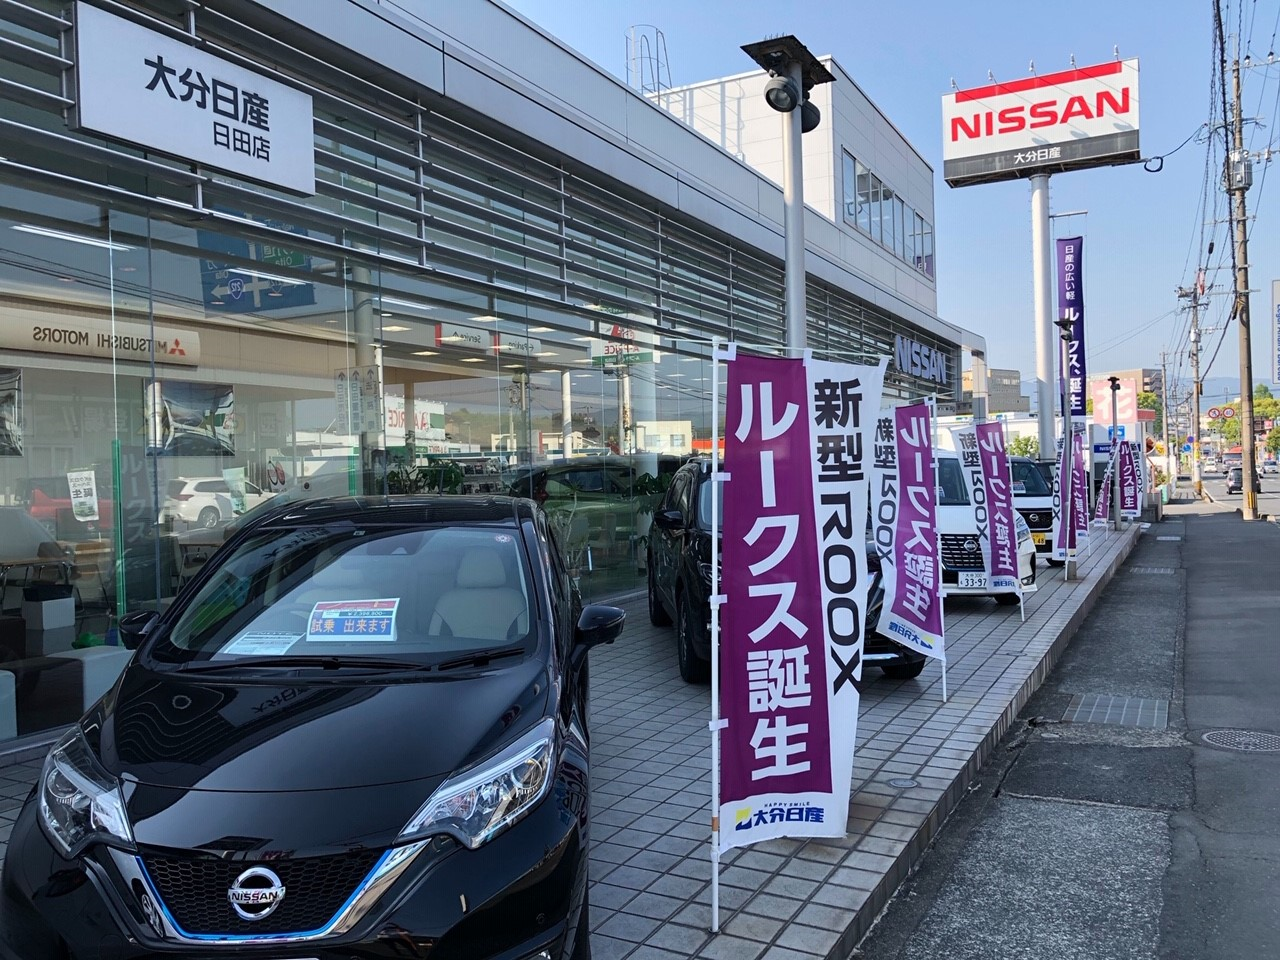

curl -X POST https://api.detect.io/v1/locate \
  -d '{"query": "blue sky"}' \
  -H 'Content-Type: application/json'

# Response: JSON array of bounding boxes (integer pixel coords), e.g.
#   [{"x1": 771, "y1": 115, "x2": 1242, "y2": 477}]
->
[{"x1": 504, "y1": 0, "x2": 1280, "y2": 398}]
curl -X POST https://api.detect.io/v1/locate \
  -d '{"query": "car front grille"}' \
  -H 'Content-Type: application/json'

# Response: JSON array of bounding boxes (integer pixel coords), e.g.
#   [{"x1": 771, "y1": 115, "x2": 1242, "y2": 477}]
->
[
  {"x1": 939, "y1": 534, "x2": 984, "y2": 571},
  {"x1": 142, "y1": 849, "x2": 382, "y2": 936},
  {"x1": 1016, "y1": 507, "x2": 1051, "y2": 531}
]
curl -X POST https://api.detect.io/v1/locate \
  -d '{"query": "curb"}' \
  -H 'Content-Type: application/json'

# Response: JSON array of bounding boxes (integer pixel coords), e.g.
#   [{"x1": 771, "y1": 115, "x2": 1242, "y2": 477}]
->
[{"x1": 831, "y1": 524, "x2": 1143, "y2": 958}]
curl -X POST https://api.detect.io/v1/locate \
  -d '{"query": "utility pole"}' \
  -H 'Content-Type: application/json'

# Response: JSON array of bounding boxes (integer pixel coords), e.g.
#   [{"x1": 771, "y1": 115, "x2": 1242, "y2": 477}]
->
[
  {"x1": 1177, "y1": 271, "x2": 1209, "y2": 496},
  {"x1": 1160, "y1": 351, "x2": 1172, "y2": 488},
  {"x1": 1227, "y1": 44, "x2": 1259, "y2": 518}
]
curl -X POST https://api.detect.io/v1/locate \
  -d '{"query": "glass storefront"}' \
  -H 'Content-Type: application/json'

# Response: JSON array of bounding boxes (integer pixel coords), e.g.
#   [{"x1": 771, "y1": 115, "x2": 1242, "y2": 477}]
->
[{"x1": 0, "y1": 0, "x2": 960, "y2": 744}]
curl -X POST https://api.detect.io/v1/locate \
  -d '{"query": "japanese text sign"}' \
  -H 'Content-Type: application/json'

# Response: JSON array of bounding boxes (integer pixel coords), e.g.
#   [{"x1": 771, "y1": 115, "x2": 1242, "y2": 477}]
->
[
  {"x1": 720, "y1": 354, "x2": 884, "y2": 852},
  {"x1": 975, "y1": 423, "x2": 1020, "y2": 592},
  {"x1": 307, "y1": 599, "x2": 399, "y2": 641},
  {"x1": 1119, "y1": 440, "x2": 1141, "y2": 518},
  {"x1": 74, "y1": 2, "x2": 315, "y2": 194},
  {"x1": 1052, "y1": 434, "x2": 1077, "y2": 560},
  {"x1": 66, "y1": 469, "x2": 99, "y2": 523},
  {"x1": 1071, "y1": 431, "x2": 1089, "y2": 544},
  {"x1": 1094, "y1": 441, "x2": 1115, "y2": 525},
  {"x1": 1057, "y1": 237, "x2": 1087, "y2": 416},
  {"x1": 871, "y1": 403, "x2": 944, "y2": 659}
]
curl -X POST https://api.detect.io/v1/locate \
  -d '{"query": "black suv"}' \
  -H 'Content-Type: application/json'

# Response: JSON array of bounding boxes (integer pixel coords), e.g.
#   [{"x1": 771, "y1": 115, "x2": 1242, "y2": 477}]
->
[
  {"x1": 1226, "y1": 465, "x2": 1261, "y2": 494},
  {"x1": 646, "y1": 459, "x2": 926, "y2": 683}
]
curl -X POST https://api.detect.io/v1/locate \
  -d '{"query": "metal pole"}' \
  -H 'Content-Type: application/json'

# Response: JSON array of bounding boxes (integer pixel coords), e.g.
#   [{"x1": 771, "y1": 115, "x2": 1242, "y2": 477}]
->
[
  {"x1": 1230, "y1": 53, "x2": 1259, "y2": 519},
  {"x1": 1031, "y1": 174, "x2": 1055, "y2": 459},
  {"x1": 782, "y1": 59, "x2": 807, "y2": 355},
  {"x1": 1179, "y1": 285, "x2": 1204, "y2": 495},
  {"x1": 1160, "y1": 352, "x2": 1173, "y2": 492},
  {"x1": 1060, "y1": 333, "x2": 1074, "y2": 580},
  {"x1": 561, "y1": 370, "x2": 573, "y2": 459},
  {"x1": 1110, "y1": 379, "x2": 1121, "y2": 528}
]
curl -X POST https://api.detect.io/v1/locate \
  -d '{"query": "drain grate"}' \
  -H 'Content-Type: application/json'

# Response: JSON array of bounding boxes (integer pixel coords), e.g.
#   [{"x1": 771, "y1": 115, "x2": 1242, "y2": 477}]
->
[
  {"x1": 1063, "y1": 694, "x2": 1169, "y2": 729},
  {"x1": 1128, "y1": 566, "x2": 1176, "y2": 575},
  {"x1": 1201, "y1": 729, "x2": 1280, "y2": 752}
]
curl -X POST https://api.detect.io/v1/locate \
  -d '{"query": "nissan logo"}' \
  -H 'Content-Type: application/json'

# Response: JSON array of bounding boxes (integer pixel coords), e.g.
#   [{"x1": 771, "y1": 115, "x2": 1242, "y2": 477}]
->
[
  {"x1": 227, "y1": 866, "x2": 286, "y2": 922},
  {"x1": 963, "y1": 539, "x2": 979, "y2": 553},
  {"x1": 1027, "y1": 513, "x2": 1042, "y2": 525}
]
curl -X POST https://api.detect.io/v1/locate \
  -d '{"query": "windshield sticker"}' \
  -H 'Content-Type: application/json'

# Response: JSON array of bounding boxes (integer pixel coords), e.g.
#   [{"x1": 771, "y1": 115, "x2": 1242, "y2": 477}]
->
[
  {"x1": 1012, "y1": 481, "x2": 1027, "y2": 494},
  {"x1": 494, "y1": 534, "x2": 513, "y2": 543},
  {"x1": 220, "y1": 632, "x2": 302, "y2": 657},
  {"x1": 307, "y1": 599, "x2": 399, "y2": 641}
]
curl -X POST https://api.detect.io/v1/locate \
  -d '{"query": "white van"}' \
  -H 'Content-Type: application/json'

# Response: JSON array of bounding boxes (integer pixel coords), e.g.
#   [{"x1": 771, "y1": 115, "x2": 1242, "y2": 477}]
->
[
  {"x1": 1009, "y1": 455, "x2": 1056, "y2": 559},
  {"x1": 934, "y1": 449, "x2": 1037, "y2": 604}
]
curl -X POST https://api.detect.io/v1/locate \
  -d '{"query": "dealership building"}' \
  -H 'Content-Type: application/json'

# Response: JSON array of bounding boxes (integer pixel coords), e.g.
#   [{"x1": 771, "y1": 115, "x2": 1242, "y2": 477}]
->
[{"x1": 0, "y1": 0, "x2": 982, "y2": 742}]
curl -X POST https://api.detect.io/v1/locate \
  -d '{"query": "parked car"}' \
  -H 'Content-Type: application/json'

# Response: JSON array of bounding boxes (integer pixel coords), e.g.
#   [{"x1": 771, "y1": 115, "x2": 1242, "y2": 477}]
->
[
  {"x1": 1226, "y1": 465, "x2": 1261, "y2": 494},
  {"x1": 646, "y1": 459, "x2": 926, "y2": 683},
  {"x1": 935, "y1": 449, "x2": 1037, "y2": 604},
  {"x1": 1010, "y1": 455, "x2": 1055, "y2": 558},
  {"x1": 161, "y1": 476, "x2": 275, "y2": 529},
  {"x1": 1262, "y1": 459, "x2": 1278, "y2": 475},
  {"x1": 16, "y1": 474, "x2": 114, "y2": 539},
  {"x1": 0, "y1": 495, "x2": 620, "y2": 960}
]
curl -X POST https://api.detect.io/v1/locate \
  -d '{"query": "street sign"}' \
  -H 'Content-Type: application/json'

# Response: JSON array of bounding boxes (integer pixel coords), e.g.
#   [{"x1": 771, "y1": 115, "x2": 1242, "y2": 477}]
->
[
  {"x1": 1222, "y1": 405, "x2": 1237, "y2": 419},
  {"x1": 1182, "y1": 443, "x2": 1192, "y2": 452},
  {"x1": 1207, "y1": 407, "x2": 1222, "y2": 420},
  {"x1": 1107, "y1": 425, "x2": 1127, "y2": 440}
]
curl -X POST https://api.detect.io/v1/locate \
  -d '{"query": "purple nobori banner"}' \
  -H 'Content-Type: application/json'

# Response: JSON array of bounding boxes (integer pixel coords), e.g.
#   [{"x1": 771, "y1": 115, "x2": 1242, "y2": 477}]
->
[
  {"x1": 718, "y1": 355, "x2": 883, "y2": 852},
  {"x1": 1119, "y1": 440, "x2": 1142, "y2": 518},
  {"x1": 1058, "y1": 237, "x2": 1087, "y2": 417},
  {"x1": 871, "y1": 402, "x2": 944, "y2": 661},
  {"x1": 975, "y1": 423, "x2": 1020, "y2": 593},
  {"x1": 1093, "y1": 441, "x2": 1116, "y2": 525},
  {"x1": 1071, "y1": 431, "x2": 1089, "y2": 544},
  {"x1": 1052, "y1": 433, "x2": 1077, "y2": 560}
]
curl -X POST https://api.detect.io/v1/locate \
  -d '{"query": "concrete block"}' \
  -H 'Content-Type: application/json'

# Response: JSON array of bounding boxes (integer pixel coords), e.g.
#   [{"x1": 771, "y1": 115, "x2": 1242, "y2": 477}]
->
[{"x1": 49, "y1": 647, "x2": 133, "y2": 711}]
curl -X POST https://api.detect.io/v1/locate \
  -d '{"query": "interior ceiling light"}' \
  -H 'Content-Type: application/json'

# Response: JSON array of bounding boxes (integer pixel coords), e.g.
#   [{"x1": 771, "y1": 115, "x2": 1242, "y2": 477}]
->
[
  {"x1": 471, "y1": 315, "x2": 500, "y2": 323},
  {"x1": 528, "y1": 326, "x2": 553, "y2": 333},
  {"x1": 12, "y1": 223, "x2": 132, "y2": 252},
  {"x1": 412, "y1": 350, "x2": 438, "y2": 356},
  {"x1": 379, "y1": 296, "x2": 434, "y2": 311},
  {"x1": 459, "y1": 357, "x2": 486, "y2": 363},
  {"x1": 381, "y1": 324, "x2": 411, "y2": 332},
  {"x1": 226, "y1": 267, "x2": 306, "y2": 286}
]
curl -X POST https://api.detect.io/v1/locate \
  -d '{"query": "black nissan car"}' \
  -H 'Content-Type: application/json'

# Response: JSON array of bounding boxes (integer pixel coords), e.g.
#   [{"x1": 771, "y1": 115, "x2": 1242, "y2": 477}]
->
[
  {"x1": 646, "y1": 459, "x2": 926, "y2": 683},
  {"x1": 0, "y1": 496, "x2": 622, "y2": 960}
]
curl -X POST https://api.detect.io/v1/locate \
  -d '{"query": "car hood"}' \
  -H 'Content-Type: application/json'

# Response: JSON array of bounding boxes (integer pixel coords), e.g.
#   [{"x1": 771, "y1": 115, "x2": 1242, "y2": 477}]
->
[{"x1": 93, "y1": 659, "x2": 552, "y2": 793}]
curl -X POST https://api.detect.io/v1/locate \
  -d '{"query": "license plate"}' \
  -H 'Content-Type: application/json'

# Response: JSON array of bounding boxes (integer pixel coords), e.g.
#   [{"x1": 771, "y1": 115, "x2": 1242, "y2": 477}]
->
[
  {"x1": 1032, "y1": 533, "x2": 1046, "y2": 545},
  {"x1": 958, "y1": 572, "x2": 987, "y2": 589}
]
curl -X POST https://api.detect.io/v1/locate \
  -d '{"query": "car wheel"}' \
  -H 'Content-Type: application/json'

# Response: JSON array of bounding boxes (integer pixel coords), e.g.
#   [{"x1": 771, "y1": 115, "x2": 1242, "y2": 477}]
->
[
  {"x1": 994, "y1": 592, "x2": 1021, "y2": 606},
  {"x1": 570, "y1": 883, "x2": 591, "y2": 960},
  {"x1": 197, "y1": 507, "x2": 221, "y2": 529},
  {"x1": 881, "y1": 658, "x2": 926, "y2": 680},
  {"x1": 676, "y1": 590, "x2": 710, "y2": 684},
  {"x1": 648, "y1": 561, "x2": 671, "y2": 627},
  {"x1": 1046, "y1": 557, "x2": 1065, "y2": 567}
]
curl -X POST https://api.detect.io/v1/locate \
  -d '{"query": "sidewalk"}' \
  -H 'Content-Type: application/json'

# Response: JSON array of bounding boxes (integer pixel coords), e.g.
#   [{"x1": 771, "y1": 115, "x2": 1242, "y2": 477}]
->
[{"x1": 0, "y1": 524, "x2": 1143, "y2": 959}]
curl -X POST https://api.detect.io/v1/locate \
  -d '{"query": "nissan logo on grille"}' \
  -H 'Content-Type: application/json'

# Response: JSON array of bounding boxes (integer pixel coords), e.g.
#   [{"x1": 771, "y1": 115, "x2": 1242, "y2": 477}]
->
[
  {"x1": 963, "y1": 539, "x2": 979, "y2": 553},
  {"x1": 227, "y1": 866, "x2": 286, "y2": 921}
]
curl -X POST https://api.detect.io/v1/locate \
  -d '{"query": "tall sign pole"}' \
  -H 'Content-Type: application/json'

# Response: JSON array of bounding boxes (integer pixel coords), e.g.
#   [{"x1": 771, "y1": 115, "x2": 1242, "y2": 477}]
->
[
  {"x1": 1032, "y1": 174, "x2": 1055, "y2": 457},
  {"x1": 941, "y1": 60, "x2": 1141, "y2": 458},
  {"x1": 1178, "y1": 278, "x2": 1206, "y2": 496}
]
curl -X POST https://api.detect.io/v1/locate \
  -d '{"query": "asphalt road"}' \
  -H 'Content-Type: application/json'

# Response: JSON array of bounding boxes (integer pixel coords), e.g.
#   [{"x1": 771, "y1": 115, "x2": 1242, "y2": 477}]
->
[
  {"x1": 1197, "y1": 469, "x2": 1280, "y2": 507},
  {"x1": 853, "y1": 497, "x2": 1280, "y2": 960}
]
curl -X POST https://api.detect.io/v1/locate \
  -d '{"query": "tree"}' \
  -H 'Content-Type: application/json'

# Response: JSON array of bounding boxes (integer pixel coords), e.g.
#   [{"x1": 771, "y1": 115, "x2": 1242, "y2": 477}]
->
[
  {"x1": 1255, "y1": 383, "x2": 1273, "y2": 401},
  {"x1": 1137, "y1": 391, "x2": 1162, "y2": 435},
  {"x1": 1008, "y1": 435, "x2": 1039, "y2": 458},
  {"x1": 1267, "y1": 426, "x2": 1280, "y2": 456}
]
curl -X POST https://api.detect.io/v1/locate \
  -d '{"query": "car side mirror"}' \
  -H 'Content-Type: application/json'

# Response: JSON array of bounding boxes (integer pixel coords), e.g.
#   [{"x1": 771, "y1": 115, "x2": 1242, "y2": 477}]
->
[
  {"x1": 575, "y1": 604, "x2": 625, "y2": 649},
  {"x1": 117, "y1": 610, "x2": 158, "y2": 650},
  {"x1": 652, "y1": 509, "x2": 683, "y2": 530}
]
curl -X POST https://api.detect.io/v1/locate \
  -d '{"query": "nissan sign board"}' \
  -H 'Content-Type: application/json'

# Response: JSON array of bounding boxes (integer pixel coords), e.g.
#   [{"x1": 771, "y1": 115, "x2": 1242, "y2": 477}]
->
[
  {"x1": 942, "y1": 59, "x2": 1140, "y2": 187},
  {"x1": 894, "y1": 335, "x2": 949, "y2": 386}
]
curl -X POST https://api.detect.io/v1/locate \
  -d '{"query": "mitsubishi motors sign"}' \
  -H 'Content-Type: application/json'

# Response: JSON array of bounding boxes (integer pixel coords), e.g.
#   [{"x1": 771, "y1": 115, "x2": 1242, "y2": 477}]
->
[{"x1": 942, "y1": 59, "x2": 1140, "y2": 187}]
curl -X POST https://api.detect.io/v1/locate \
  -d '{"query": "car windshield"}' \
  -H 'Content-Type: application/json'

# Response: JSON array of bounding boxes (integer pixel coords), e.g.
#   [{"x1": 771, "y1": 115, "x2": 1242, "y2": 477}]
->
[
  {"x1": 936, "y1": 457, "x2": 969, "y2": 506},
  {"x1": 1011, "y1": 459, "x2": 1052, "y2": 496},
  {"x1": 148, "y1": 523, "x2": 536, "y2": 670}
]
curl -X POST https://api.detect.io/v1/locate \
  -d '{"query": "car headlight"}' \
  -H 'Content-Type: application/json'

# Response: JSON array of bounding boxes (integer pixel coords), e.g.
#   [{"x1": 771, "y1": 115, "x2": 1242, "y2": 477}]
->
[
  {"x1": 1012, "y1": 512, "x2": 1032, "y2": 546},
  {"x1": 397, "y1": 718, "x2": 556, "y2": 850},
  {"x1": 38, "y1": 726, "x2": 134, "y2": 858}
]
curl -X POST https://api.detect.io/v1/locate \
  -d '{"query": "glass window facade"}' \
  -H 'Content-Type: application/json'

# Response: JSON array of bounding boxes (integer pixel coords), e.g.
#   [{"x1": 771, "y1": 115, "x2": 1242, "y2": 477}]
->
[
  {"x1": 841, "y1": 150, "x2": 935, "y2": 279},
  {"x1": 0, "y1": 0, "x2": 960, "y2": 744}
]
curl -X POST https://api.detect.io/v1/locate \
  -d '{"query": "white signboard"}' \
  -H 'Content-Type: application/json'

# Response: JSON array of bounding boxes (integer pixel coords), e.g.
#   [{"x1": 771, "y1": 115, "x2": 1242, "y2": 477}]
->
[
  {"x1": 942, "y1": 59, "x2": 1140, "y2": 186},
  {"x1": 0, "y1": 313, "x2": 200, "y2": 366},
  {"x1": 66, "y1": 469, "x2": 99, "y2": 522},
  {"x1": 74, "y1": 2, "x2": 315, "y2": 195},
  {"x1": 435, "y1": 323, "x2": 492, "y2": 352},
  {"x1": 591, "y1": 324, "x2": 657, "y2": 366}
]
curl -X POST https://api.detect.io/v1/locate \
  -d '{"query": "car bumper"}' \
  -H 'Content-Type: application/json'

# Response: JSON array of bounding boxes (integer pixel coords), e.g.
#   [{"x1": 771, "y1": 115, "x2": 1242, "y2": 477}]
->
[{"x1": 1, "y1": 780, "x2": 587, "y2": 960}]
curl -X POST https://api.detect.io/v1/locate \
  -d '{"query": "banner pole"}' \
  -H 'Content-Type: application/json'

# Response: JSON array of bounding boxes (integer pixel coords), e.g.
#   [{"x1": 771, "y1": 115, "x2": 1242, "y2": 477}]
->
[{"x1": 708, "y1": 336, "x2": 723, "y2": 935}]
